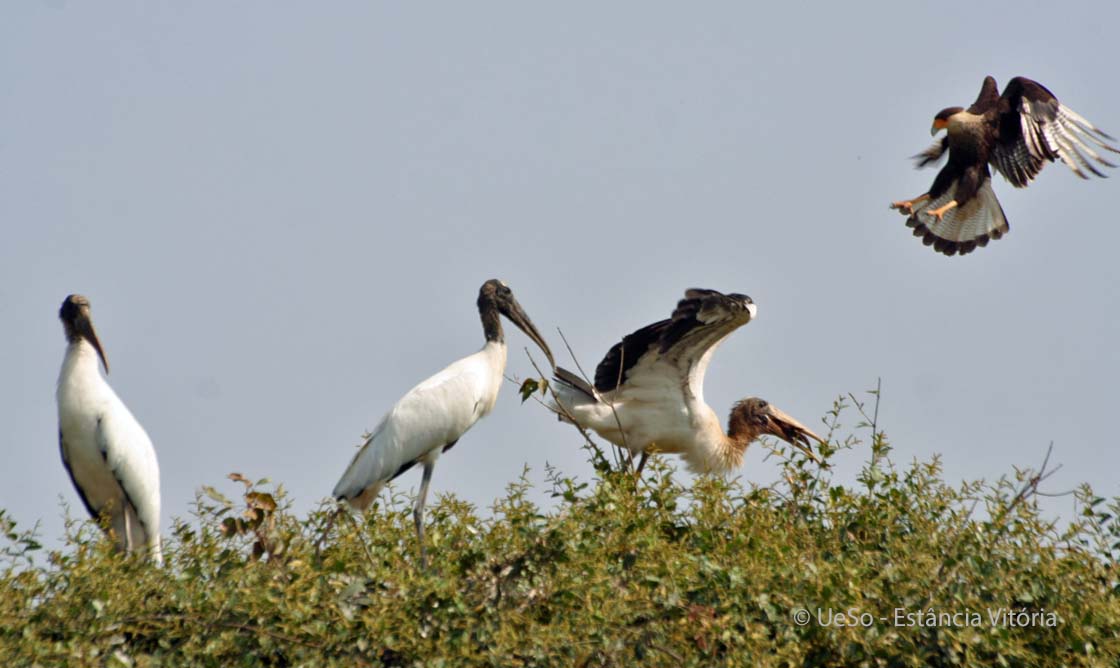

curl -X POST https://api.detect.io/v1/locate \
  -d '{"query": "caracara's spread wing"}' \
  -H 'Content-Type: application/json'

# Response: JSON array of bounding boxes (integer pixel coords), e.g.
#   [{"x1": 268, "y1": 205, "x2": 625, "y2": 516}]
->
[
  {"x1": 594, "y1": 289, "x2": 754, "y2": 395},
  {"x1": 991, "y1": 77, "x2": 1119, "y2": 186}
]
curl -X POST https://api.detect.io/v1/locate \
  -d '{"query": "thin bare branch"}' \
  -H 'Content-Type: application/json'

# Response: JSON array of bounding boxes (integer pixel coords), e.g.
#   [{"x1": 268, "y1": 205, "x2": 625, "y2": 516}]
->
[
  {"x1": 556, "y1": 327, "x2": 632, "y2": 470},
  {"x1": 523, "y1": 348, "x2": 611, "y2": 470},
  {"x1": 926, "y1": 442, "x2": 1064, "y2": 607}
]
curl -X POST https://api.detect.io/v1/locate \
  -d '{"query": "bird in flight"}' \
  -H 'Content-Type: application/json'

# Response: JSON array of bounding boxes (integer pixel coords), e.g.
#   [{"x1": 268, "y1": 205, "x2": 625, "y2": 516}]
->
[
  {"x1": 550, "y1": 289, "x2": 823, "y2": 475},
  {"x1": 891, "y1": 76, "x2": 1119, "y2": 256}
]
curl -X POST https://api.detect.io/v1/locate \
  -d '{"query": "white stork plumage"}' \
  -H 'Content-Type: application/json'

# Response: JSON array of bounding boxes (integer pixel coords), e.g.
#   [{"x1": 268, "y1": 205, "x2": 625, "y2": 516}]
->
[
  {"x1": 550, "y1": 289, "x2": 823, "y2": 475},
  {"x1": 56, "y1": 295, "x2": 162, "y2": 563},
  {"x1": 332, "y1": 279, "x2": 555, "y2": 566}
]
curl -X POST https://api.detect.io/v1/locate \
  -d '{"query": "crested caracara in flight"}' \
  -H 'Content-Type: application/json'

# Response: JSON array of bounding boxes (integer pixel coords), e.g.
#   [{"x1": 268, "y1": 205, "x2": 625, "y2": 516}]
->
[{"x1": 890, "y1": 76, "x2": 1119, "y2": 256}]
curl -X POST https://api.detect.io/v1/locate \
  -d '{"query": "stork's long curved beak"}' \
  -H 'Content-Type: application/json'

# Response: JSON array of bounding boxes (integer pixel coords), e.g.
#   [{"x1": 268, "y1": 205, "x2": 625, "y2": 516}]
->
[
  {"x1": 502, "y1": 299, "x2": 556, "y2": 371},
  {"x1": 76, "y1": 312, "x2": 110, "y2": 374},
  {"x1": 762, "y1": 404, "x2": 823, "y2": 464}
]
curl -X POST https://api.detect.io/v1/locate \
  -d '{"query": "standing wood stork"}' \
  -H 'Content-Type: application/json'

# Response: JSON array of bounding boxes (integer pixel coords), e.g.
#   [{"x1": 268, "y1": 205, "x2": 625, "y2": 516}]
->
[
  {"x1": 550, "y1": 289, "x2": 823, "y2": 475},
  {"x1": 56, "y1": 295, "x2": 162, "y2": 563},
  {"x1": 332, "y1": 279, "x2": 555, "y2": 566}
]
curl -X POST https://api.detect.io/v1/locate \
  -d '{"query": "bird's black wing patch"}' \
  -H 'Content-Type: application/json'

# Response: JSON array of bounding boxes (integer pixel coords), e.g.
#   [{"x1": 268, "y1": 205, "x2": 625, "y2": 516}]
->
[
  {"x1": 967, "y1": 75, "x2": 1002, "y2": 115},
  {"x1": 594, "y1": 289, "x2": 753, "y2": 392},
  {"x1": 59, "y1": 429, "x2": 98, "y2": 520},
  {"x1": 593, "y1": 319, "x2": 670, "y2": 392},
  {"x1": 661, "y1": 289, "x2": 752, "y2": 354},
  {"x1": 992, "y1": 76, "x2": 1117, "y2": 185},
  {"x1": 991, "y1": 77, "x2": 1059, "y2": 186},
  {"x1": 391, "y1": 459, "x2": 418, "y2": 481},
  {"x1": 392, "y1": 439, "x2": 458, "y2": 482},
  {"x1": 95, "y1": 416, "x2": 152, "y2": 546},
  {"x1": 554, "y1": 367, "x2": 597, "y2": 400}
]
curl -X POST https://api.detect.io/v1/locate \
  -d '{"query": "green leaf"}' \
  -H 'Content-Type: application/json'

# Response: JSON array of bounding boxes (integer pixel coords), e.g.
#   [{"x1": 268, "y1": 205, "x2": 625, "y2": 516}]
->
[
  {"x1": 202, "y1": 485, "x2": 232, "y2": 506},
  {"x1": 519, "y1": 378, "x2": 540, "y2": 403}
]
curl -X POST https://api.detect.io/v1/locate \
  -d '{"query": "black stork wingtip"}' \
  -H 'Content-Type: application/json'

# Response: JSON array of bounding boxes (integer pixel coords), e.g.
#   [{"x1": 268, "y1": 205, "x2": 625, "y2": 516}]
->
[{"x1": 554, "y1": 367, "x2": 597, "y2": 400}]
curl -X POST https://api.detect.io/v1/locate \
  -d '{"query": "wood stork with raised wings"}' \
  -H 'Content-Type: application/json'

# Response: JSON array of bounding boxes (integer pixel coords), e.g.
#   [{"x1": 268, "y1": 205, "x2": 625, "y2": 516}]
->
[
  {"x1": 56, "y1": 295, "x2": 162, "y2": 563},
  {"x1": 332, "y1": 279, "x2": 555, "y2": 566},
  {"x1": 550, "y1": 289, "x2": 823, "y2": 475}
]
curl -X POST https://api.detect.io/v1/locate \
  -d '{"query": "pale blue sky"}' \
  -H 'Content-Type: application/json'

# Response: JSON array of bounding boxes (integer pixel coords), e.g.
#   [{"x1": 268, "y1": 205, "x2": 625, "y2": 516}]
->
[{"x1": 3, "y1": 2, "x2": 1118, "y2": 547}]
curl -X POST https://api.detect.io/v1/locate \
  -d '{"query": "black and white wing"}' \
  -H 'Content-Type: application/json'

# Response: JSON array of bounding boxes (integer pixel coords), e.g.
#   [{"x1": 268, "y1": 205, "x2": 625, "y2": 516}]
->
[
  {"x1": 594, "y1": 289, "x2": 756, "y2": 397},
  {"x1": 991, "y1": 77, "x2": 1119, "y2": 186},
  {"x1": 58, "y1": 430, "x2": 98, "y2": 520},
  {"x1": 96, "y1": 409, "x2": 161, "y2": 557}
]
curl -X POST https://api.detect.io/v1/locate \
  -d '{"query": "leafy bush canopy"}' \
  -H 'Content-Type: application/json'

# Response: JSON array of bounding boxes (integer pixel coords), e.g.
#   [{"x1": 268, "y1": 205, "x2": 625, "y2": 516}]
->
[{"x1": 1, "y1": 394, "x2": 1118, "y2": 667}]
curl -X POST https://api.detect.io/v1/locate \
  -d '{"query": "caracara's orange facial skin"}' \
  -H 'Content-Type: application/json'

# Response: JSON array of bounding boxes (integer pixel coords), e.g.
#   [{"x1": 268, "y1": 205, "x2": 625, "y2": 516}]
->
[{"x1": 932, "y1": 117, "x2": 950, "y2": 132}]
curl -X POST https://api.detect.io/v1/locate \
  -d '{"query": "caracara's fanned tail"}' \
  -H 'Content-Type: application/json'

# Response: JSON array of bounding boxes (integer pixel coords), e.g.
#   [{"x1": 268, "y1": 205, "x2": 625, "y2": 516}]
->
[{"x1": 905, "y1": 178, "x2": 1010, "y2": 256}]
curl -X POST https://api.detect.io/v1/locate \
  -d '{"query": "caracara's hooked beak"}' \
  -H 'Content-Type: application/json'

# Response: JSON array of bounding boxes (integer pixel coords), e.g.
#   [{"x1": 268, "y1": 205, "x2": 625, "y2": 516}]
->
[
  {"x1": 931, "y1": 118, "x2": 949, "y2": 136},
  {"x1": 762, "y1": 404, "x2": 824, "y2": 464},
  {"x1": 502, "y1": 299, "x2": 556, "y2": 371}
]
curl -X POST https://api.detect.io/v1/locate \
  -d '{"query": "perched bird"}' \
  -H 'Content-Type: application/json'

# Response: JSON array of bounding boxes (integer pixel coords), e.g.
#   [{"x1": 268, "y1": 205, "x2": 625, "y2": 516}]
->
[
  {"x1": 550, "y1": 289, "x2": 823, "y2": 475},
  {"x1": 56, "y1": 295, "x2": 162, "y2": 562},
  {"x1": 332, "y1": 279, "x2": 555, "y2": 566},
  {"x1": 891, "y1": 76, "x2": 1119, "y2": 256}
]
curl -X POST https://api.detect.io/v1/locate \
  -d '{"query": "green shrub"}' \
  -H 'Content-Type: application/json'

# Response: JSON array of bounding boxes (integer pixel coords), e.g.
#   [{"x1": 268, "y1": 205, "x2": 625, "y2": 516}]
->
[{"x1": 1, "y1": 395, "x2": 1117, "y2": 667}]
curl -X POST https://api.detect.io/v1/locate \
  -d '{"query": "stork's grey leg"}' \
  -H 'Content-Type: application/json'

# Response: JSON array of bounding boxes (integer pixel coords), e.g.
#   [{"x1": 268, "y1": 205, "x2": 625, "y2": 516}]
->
[
  {"x1": 106, "y1": 501, "x2": 126, "y2": 553},
  {"x1": 635, "y1": 452, "x2": 649, "y2": 477},
  {"x1": 414, "y1": 460, "x2": 435, "y2": 569},
  {"x1": 313, "y1": 507, "x2": 344, "y2": 558},
  {"x1": 123, "y1": 506, "x2": 133, "y2": 552}
]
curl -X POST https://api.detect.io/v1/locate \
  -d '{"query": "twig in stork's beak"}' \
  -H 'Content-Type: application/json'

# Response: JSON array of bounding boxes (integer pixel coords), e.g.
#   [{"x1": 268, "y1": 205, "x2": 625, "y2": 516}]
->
[
  {"x1": 502, "y1": 298, "x2": 556, "y2": 371},
  {"x1": 762, "y1": 404, "x2": 824, "y2": 465}
]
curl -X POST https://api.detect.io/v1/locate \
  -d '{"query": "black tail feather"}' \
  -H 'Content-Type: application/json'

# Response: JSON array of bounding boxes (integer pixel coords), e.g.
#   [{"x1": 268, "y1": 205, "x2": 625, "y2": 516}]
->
[{"x1": 554, "y1": 367, "x2": 597, "y2": 400}]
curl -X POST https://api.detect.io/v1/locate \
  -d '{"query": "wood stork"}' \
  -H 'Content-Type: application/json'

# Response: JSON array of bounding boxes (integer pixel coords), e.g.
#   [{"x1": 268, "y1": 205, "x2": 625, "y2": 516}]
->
[
  {"x1": 332, "y1": 279, "x2": 555, "y2": 566},
  {"x1": 550, "y1": 289, "x2": 823, "y2": 475},
  {"x1": 56, "y1": 295, "x2": 162, "y2": 563}
]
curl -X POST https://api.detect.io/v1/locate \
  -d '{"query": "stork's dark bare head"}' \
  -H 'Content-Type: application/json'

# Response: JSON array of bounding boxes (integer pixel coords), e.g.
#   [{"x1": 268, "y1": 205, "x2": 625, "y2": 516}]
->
[
  {"x1": 477, "y1": 279, "x2": 555, "y2": 370},
  {"x1": 932, "y1": 106, "x2": 965, "y2": 135},
  {"x1": 59, "y1": 294, "x2": 109, "y2": 373},
  {"x1": 728, "y1": 398, "x2": 822, "y2": 463}
]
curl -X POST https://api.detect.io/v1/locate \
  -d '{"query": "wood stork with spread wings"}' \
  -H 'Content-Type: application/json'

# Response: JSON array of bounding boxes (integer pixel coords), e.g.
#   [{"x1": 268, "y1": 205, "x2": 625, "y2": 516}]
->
[
  {"x1": 56, "y1": 295, "x2": 162, "y2": 563},
  {"x1": 332, "y1": 279, "x2": 555, "y2": 566},
  {"x1": 550, "y1": 289, "x2": 823, "y2": 475}
]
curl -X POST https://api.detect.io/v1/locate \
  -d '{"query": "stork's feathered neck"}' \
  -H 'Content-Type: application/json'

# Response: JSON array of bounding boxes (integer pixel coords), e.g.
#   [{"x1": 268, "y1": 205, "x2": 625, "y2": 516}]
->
[
  {"x1": 479, "y1": 301, "x2": 504, "y2": 344},
  {"x1": 725, "y1": 409, "x2": 761, "y2": 459},
  {"x1": 61, "y1": 337, "x2": 109, "y2": 382}
]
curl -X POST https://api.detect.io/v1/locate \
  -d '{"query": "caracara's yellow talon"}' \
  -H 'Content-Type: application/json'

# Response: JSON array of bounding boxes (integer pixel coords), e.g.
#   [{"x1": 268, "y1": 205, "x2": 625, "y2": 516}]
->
[
  {"x1": 890, "y1": 193, "x2": 930, "y2": 215},
  {"x1": 927, "y1": 200, "x2": 958, "y2": 222}
]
